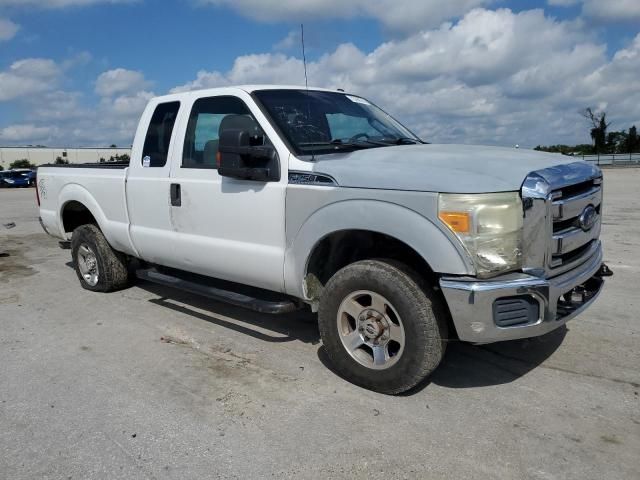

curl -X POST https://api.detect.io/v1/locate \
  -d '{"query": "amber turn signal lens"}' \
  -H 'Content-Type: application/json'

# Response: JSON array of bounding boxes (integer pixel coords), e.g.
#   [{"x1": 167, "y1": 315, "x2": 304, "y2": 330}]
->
[{"x1": 439, "y1": 211, "x2": 471, "y2": 234}]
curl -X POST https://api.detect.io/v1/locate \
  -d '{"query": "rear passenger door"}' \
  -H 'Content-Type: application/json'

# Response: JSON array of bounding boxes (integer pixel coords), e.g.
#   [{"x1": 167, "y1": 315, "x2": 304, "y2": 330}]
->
[
  {"x1": 167, "y1": 93, "x2": 288, "y2": 293},
  {"x1": 126, "y1": 100, "x2": 182, "y2": 264}
]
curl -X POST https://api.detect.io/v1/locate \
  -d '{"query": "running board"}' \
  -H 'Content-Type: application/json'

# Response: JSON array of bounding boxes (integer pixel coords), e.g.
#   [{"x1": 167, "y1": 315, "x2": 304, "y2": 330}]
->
[{"x1": 135, "y1": 268, "x2": 302, "y2": 314}]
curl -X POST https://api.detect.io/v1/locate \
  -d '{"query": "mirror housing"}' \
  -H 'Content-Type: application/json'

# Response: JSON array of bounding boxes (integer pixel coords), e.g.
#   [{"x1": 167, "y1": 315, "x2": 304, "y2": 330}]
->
[{"x1": 218, "y1": 128, "x2": 280, "y2": 182}]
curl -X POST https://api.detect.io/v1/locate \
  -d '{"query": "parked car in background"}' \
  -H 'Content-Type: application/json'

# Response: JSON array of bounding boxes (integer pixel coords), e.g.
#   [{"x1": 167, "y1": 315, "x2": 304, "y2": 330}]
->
[
  {"x1": 23, "y1": 169, "x2": 37, "y2": 186},
  {"x1": 0, "y1": 170, "x2": 34, "y2": 188},
  {"x1": 10, "y1": 168, "x2": 37, "y2": 186}
]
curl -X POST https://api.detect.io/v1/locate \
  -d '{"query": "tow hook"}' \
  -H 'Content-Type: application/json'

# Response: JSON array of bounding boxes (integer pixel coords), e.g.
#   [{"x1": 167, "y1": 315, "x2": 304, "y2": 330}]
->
[
  {"x1": 597, "y1": 263, "x2": 613, "y2": 277},
  {"x1": 569, "y1": 286, "x2": 593, "y2": 304}
]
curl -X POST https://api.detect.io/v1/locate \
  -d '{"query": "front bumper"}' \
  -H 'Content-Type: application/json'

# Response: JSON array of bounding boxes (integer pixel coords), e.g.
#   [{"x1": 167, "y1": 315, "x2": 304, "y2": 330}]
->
[{"x1": 440, "y1": 243, "x2": 605, "y2": 343}]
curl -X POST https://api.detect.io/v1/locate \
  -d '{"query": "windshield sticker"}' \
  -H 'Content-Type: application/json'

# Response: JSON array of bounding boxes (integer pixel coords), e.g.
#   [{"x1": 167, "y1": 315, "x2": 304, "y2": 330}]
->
[
  {"x1": 346, "y1": 95, "x2": 371, "y2": 105},
  {"x1": 142, "y1": 156, "x2": 151, "y2": 167}
]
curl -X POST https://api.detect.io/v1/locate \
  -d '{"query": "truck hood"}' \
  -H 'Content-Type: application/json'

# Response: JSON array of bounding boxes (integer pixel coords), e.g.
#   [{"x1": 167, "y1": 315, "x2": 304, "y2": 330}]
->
[{"x1": 309, "y1": 144, "x2": 580, "y2": 193}]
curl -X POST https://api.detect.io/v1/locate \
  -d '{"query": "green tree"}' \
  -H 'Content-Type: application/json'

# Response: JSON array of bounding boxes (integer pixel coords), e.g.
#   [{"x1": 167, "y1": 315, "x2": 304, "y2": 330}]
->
[
  {"x1": 582, "y1": 108, "x2": 610, "y2": 155},
  {"x1": 108, "y1": 153, "x2": 130, "y2": 162},
  {"x1": 626, "y1": 125, "x2": 638, "y2": 153},
  {"x1": 55, "y1": 156, "x2": 69, "y2": 165},
  {"x1": 9, "y1": 158, "x2": 36, "y2": 169},
  {"x1": 606, "y1": 131, "x2": 627, "y2": 154}
]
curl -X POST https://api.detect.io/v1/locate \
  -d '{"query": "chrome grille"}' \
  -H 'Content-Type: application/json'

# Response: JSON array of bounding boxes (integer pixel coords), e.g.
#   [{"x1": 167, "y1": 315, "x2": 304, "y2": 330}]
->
[
  {"x1": 521, "y1": 161, "x2": 603, "y2": 279},
  {"x1": 549, "y1": 178, "x2": 602, "y2": 272}
]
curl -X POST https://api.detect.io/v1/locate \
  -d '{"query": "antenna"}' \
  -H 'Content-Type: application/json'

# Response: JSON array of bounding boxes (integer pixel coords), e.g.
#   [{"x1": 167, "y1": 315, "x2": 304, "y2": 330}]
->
[
  {"x1": 300, "y1": 23, "x2": 315, "y2": 161},
  {"x1": 301, "y1": 23, "x2": 309, "y2": 90}
]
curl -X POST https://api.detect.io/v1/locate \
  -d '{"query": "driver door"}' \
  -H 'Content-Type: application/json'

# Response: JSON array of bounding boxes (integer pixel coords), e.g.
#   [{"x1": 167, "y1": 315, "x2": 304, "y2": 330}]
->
[{"x1": 167, "y1": 93, "x2": 288, "y2": 293}]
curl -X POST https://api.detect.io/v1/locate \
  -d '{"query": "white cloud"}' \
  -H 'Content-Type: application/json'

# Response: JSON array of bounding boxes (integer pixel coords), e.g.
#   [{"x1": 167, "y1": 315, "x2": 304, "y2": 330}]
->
[
  {"x1": 582, "y1": 0, "x2": 640, "y2": 22},
  {"x1": 170, "y1": 70, "x2": 229, "y2": 94},
  {"x1": 199, "y1": 0, "x2": 493, "y2": 32},
  {"x1": 172, "y1": 8, "x2": 640, "y2": 147},
  {"x1": 548, "y1": 0, "x2": 640, "y2": 22},
  {"x1": 0, "y1": 57, "x2": 154, "y2": 146},
  {"x1": 95, "y1": 68, "x2": 151, "y2": 97},
  {"x1": 62, "y1": 51, "x2": 92, "y2": 69},
  {"x1": 547, "y1": 0, "x2": 579, "y2": 6},
  {"x1": 273, "y1": 30, "x2": 299, "y2": 51},
  {"x1": 4, "y1": 7, "x2": 640, "y2": 148},
  {"x1": 106, "y1": 90, "x2": 154, "y2": 115},
  {"x1": 0, "y1": 124, "x2": 58, "y2": 143},
  {"x1": 0, "y1": 58, "x2": 61, "y2": 101},
  {"x1": 0, "y1": 18, "x2": 19, "y2": 41},
  {"x1": 0, "y1": 0, "x2": 134, "y2": 7}
]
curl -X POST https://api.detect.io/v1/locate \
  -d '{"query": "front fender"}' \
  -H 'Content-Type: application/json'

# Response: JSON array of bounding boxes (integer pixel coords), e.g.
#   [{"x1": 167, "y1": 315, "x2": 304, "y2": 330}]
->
[{"x1": 283, "y1": 199, "x2": 473, "y2": 299}]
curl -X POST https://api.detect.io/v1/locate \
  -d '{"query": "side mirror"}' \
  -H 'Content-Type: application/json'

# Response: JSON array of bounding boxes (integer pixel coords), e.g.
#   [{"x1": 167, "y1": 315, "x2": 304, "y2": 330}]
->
[{"x1": 218, "y1": 128, "x2": 280, "y2": 182}]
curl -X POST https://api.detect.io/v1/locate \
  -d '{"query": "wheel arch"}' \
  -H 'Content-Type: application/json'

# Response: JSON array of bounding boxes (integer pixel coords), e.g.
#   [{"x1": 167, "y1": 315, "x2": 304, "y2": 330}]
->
[
  {"x1": 284, "y1": 199, "x2": 473, "y2": 301},
  {"x1": 58, "y1": 184, "x2": 108, "y2": 236},
  {"x1": 56, "y1": 183, "x2": 136, "y2": 256},
  {"x1": 61, "y1": 199, "x2": 99, "y2": 234}
]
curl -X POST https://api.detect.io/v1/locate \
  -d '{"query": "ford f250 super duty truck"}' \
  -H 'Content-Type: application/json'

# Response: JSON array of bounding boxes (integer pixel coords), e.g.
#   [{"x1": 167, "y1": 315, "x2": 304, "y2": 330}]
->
[{"x1": 37, "y1": 86, "x2": 610, "y2": 394}]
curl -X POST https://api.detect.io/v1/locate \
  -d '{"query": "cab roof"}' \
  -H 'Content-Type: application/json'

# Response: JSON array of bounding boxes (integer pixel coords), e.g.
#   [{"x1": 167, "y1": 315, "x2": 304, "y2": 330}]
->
[{"x1": 152, "y1": 85, "x2": 348, "y2": 103}]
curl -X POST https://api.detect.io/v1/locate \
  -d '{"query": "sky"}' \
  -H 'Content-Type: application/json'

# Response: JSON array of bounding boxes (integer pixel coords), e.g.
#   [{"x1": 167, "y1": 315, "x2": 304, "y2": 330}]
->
[{"x1": 0, "y1": 0, "x2": 639, "y2": 148}]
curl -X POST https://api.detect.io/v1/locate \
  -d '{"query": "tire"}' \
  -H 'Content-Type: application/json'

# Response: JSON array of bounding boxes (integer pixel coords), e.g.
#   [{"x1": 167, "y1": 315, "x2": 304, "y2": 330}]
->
[
  {"x1": 318, "y1": 259, "x2": 447, "y2": 394},
  {"x1": 71, "y1": 224, "x2": 130, "y2": 292}
]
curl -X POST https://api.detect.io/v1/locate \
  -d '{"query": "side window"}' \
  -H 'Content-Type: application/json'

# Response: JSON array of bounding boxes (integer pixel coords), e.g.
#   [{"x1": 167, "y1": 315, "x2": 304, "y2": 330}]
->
[
  {"x1": 183, "y1": 96, "x2": 261, "y2": 169},
  {"x1": 141, "y1": 101, "x2": 180, "y2": 168},
  {"x1": 326, "y1": 113, "x2": 379, "y2": 141}
]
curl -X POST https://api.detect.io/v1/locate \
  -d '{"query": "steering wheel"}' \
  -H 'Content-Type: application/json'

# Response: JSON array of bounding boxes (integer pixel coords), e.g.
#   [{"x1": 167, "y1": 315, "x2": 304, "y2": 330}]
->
[{"x1": 349, "y1": 132, "x2": 370, "y2": 142}]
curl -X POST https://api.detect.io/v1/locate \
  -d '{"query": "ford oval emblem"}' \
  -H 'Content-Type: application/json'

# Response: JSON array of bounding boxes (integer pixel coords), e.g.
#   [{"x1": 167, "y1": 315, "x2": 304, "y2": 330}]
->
[{"x1": 578, "y1": 205, "x2": 597, "y2": 231}]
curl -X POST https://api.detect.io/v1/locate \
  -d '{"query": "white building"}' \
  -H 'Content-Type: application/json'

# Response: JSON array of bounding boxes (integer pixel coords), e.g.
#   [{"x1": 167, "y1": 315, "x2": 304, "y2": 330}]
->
[{"x1": 0, "y1": 147, "x2": 132, "y2": 169}]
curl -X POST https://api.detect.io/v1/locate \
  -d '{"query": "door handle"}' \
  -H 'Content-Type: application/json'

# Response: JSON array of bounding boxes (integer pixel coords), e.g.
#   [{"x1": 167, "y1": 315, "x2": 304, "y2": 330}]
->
[{"x1": 170, "y1": 183, "x2": 181, "y2": 207}]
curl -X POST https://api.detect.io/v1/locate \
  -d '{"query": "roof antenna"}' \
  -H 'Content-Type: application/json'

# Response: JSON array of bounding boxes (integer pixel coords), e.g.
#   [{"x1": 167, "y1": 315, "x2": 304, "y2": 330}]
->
[
  {"x1": 301, "y1": 23, "x2": 316, "y2": 162},
  {"x1": 301, "y1": 23, "x2": 309, "y2": 91}
]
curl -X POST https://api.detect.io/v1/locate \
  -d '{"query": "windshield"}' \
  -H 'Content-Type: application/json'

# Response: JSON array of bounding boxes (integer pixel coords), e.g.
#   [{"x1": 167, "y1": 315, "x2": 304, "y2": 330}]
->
[{"x1": 253, "y1": 89, "x2": 422, "y2": 156}]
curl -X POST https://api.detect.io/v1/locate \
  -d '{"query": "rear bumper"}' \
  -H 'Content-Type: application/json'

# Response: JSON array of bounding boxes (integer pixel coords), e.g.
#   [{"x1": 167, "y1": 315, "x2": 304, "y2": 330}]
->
[{"x1": 440, "y1": 244, "x2": 605, "y2": 343}]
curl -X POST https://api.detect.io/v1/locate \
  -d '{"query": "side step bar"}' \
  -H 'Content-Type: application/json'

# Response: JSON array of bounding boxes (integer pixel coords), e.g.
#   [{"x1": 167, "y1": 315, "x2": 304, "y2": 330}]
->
[{"x1": 135, "y1": 268, "x2": 302, "y2": 314}]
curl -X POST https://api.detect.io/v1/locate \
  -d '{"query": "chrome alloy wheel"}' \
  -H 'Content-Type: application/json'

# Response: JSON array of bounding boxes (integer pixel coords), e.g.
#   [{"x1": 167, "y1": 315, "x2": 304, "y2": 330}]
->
[
  {"x1": 77, "y1": 243, "x2": 99, "y2": 287},
  {"x1": 336, "y1": 290, "x2": 405, "y2": 370}
]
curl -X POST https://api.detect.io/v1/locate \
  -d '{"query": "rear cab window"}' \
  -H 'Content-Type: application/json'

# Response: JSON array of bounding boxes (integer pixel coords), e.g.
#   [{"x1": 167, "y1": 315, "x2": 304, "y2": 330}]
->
[{"x1": 141, "y1": 101, "x2": 180, "y2": 167}]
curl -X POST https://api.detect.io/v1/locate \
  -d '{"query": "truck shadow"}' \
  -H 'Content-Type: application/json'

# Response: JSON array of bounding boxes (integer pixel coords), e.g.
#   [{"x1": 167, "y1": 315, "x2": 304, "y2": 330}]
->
[
  {"x1": 413, "y1": 326, "x2": 568, "y2": 393},
  {"x1": 133, "y1": 278, "x2": 566, "y2": 394},
  {"x1": 318, "y1": 327, "x2": 567, "y2": 395},
  {"x1": 137, "y1": 282, "x2": 321, "y2": 345}
]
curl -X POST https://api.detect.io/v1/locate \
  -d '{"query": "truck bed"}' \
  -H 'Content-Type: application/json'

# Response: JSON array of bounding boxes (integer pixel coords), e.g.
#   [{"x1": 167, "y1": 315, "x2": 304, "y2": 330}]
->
[{"x1": 37, "y1": 164, "x2": 136, "y2": 256}]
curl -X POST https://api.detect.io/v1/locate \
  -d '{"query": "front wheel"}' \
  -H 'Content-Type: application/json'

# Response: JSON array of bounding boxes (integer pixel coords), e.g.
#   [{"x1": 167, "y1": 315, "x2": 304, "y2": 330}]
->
[{"x1": 318, "y1": 260, "x2": 447, "y2": 394}]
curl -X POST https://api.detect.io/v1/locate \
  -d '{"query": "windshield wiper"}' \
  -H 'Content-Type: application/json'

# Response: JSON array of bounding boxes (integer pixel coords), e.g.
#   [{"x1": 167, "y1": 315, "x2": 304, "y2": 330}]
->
[
  {"x1": 298, "y1": 141, "x2": 375, "y2": 151},
  {"x1": 379, "y1": 137, "x2": 423, "y2": 145}
]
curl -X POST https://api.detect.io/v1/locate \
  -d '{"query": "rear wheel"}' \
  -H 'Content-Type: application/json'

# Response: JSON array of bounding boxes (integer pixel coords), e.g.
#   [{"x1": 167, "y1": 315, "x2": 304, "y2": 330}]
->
[
  {"x1": 71, "y1": 224, "x2": 130, "y2": 292},
  {"x1": 318, "y1": 259, "x2": 447, "y2": 394}
]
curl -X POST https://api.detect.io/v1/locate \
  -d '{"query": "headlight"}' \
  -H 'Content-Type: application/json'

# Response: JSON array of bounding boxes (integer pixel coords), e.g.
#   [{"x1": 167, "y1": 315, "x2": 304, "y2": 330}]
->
[{"x1": 438, "y1": 192, "x2": 523, "y2": 278}]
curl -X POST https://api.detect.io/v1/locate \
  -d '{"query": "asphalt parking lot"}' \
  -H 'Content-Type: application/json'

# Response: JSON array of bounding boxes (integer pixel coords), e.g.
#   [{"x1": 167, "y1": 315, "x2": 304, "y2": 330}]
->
[{"x1": 1, "y1": 168, "x2": 639, "y2": 480}]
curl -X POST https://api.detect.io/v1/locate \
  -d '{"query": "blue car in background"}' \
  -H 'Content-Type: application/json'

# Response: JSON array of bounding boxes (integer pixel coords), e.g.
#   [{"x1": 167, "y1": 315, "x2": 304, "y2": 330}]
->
[
  {"x1": 23, "y1": 169, "x2": 37, "y2": 186},
  {"x1": 0, "y1": 170, "x2": 35, "y2": 188}
]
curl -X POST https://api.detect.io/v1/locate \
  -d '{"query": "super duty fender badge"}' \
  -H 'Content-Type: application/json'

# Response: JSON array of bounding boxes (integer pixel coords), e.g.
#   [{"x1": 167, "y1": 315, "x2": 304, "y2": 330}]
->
[
  {"x1": 142, "y1": 155, "x2": 151, "y2": 167},
  {"x1": 38, "y1": 178, "x2": 47, "y2": 200}
]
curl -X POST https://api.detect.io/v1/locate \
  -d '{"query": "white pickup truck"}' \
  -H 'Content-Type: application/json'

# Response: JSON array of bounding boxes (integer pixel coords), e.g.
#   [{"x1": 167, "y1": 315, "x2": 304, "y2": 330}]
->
[{"x1": 37, "y1": 85, "x2": 609, "y2": 393}]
